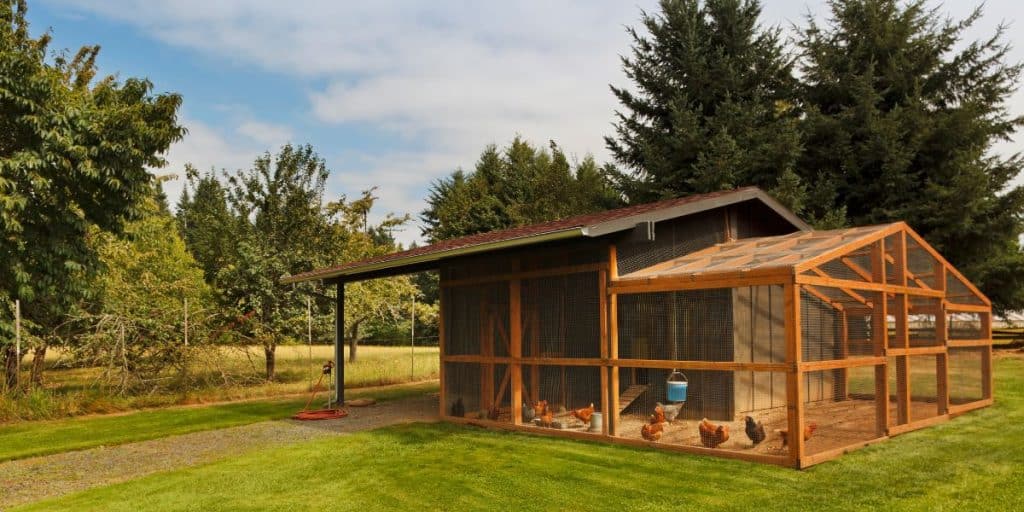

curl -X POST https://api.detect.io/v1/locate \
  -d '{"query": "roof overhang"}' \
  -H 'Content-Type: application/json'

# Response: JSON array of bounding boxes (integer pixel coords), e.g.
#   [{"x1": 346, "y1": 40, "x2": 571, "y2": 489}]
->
[
  {"x1": 281, "y1": 187, "x2": 811, "y2": 285},
  {"x1": 281, "y1": 227, "x2": 585, "y2": 284}
]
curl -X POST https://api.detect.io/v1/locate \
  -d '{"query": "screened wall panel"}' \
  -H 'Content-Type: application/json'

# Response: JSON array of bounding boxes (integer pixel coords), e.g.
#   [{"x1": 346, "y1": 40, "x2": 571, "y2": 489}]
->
[{"x1": 521, "y1": 272, "x2": 601, "y2": 359}]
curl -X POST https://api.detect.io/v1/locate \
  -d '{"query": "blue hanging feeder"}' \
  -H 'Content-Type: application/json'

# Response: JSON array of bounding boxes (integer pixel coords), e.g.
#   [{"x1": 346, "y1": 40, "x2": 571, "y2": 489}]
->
[{"x1": 666, "y1": 370, "x2": 688, "y2": 403}]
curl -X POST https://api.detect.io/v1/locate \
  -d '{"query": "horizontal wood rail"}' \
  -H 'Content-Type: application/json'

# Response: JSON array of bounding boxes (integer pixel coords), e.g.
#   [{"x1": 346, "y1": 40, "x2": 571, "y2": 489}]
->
[
  {"x1": 613, "y1": 359, "x2": 790, "y2": 372},
  {"x1": 795, "y1": 275, "x2": 945, "y2": 297},
  {"x1": 944, "y1": 303, "x2": 990, "y2": 313},
  {"x1": 798, "y1": 436, "x2": 888, "y2": 468},
  {"x1": 886, "y1": 346, "x2": 946, "y2": 356},
  {"x1": 799, "y1": 356, "x2": 885, "y2": 371},
  {"x1": 441, "y1": 262, "x2": 606, "y2": 288},
  {"x1": 444, "y1": 416, "x2": 791, "y2": 467},
  {"x1": 947, "y1": 339, "x2": 993, "y2": 348},
  {"x1": 948, "y1": 398, "x2": 993, "y2": 417},
  {"x1": 886, "y1": 414, "x2": 949, "y2": 436},
  {"x1": 610, "y1": 273, "x2": 789, "y2": 294}
]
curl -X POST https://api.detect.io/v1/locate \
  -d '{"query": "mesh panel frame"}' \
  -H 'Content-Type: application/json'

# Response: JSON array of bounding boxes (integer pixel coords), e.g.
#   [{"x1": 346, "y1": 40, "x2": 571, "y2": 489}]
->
[
  {"x1": 949, "y1": 347, "x2": 985, "y2": 405},
  {"x1": 521, "y1": 272, "x2": 601, "y2": 359}
]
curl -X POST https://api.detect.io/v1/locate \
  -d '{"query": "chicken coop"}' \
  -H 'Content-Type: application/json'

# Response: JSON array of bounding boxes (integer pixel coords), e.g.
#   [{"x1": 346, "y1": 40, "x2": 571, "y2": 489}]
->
[{"x1": 283, "y1": 187, "x2": 994, "y2": 469}]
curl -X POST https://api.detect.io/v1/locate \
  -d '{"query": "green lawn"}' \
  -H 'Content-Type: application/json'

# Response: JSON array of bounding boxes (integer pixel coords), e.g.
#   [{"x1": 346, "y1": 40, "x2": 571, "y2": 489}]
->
[
  {"x1": 0, "y1": 381, "x2": 438, "y2": 462},
  {"x1": 15, "y1": 357, "x2": 1024, "y2": 512}
]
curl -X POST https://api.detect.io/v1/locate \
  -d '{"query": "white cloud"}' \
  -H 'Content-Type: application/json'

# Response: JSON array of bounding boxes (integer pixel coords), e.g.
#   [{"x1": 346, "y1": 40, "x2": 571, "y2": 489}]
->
[
  {"x1": 47, "y1": 0, "x2": 1024, "y2": 244},
  {"x1": 157, "y1": 114, "x2": 294, "y2": 207}
]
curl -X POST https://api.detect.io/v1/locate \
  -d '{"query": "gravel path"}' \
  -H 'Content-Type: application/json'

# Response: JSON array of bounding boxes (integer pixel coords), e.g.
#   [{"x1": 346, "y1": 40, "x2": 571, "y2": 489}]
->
[{"x1": 0, "y1": 393, "x2": 439, "y2": 510}]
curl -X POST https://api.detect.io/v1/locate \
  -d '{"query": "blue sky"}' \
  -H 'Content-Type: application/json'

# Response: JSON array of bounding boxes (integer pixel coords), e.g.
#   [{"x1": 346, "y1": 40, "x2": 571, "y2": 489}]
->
[{"x1": 26, "y1": 0, "x2": 1024, "y2": 245}]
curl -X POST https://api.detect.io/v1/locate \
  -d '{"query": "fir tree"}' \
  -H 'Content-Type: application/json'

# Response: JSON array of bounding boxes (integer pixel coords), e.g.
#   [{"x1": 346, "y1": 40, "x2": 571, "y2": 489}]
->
[
  {"x1": 605, "y1": 0, "x2": 804, "y2": 209},
  {"x1": 797, "y1": 0, "x2": 1024, "y2": 312}
]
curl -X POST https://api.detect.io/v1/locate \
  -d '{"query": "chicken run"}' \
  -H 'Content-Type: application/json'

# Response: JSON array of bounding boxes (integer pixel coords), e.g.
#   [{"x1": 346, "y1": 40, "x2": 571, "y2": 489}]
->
[{"x1": 282, "y1": 188, "x2": 994, "y2": 469}]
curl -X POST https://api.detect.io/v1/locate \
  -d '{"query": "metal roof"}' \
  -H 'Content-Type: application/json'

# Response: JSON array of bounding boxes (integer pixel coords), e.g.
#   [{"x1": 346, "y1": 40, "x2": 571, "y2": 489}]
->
[{"x1": 282, "y1": 186, "x2": 809, "y2": 284}]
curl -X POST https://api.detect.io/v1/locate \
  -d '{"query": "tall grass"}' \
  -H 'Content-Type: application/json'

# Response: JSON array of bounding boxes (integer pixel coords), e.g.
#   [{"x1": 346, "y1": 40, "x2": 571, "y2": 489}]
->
[{"x1": 1, "y1": 345, "x2": 438, "y2": 423}]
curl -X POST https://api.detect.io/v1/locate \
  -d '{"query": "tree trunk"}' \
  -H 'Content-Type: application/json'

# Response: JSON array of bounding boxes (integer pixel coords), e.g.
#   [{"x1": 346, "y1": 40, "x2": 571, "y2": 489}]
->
[
  {"x1": 3, "y1": 345, "x2": 18, "y2": 391},
  {"x1": 348, "y1": 321, "x2": 362, "y2": 363},
  {"x1": 264, "y1": 343, "x2": 276, "y2": 382},
  {"x1": 30, "y1": 345, "x2": 46, "y2": 387}
]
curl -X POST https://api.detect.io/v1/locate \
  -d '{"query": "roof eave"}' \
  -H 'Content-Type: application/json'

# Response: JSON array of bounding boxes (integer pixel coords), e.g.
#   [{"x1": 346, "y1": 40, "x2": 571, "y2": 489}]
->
[
  {"x1": 280, "y1": 227, "x2": 586, "y2": 284},
  {"x1": 584, "y1": 188, "x2": 811, "y2": 237}
]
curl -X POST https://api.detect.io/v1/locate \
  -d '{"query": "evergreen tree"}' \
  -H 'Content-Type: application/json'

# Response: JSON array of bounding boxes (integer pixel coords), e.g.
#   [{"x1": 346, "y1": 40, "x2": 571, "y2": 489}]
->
[
  {"x1": 605, "y1": 0, "x2": 804, "y2": 208},
  {"x1": 421, "y1": 137, "x2": 620, "y2": 242},
  {"x1": 797, "y1": 0, "x2": 1024, "y2": 312}
]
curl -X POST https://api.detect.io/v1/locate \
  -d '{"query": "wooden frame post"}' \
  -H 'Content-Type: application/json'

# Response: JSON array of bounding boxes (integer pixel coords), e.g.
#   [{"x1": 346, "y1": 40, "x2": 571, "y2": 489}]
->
[
  {"x1": 335, "y1": 281, "x2": 346, "y2": 406},
  {"x1": 510, "y1": 279, "x2": 523, "y2": 424},
  {"x1": 981, "y1": 311, "x2": 993, "y2": 400},
  {"x1": 608, "y1": 244, "x2": 620, "y2": 437},
  {"x1": 784, "y1": 281, "x2": 805, "y2": 467},
  {"x1": 870, "y1": 240, "x2": 889, "y2": 437},
  {"x1": 438, "y1": 284, "x2": 446, "y2": 417}
]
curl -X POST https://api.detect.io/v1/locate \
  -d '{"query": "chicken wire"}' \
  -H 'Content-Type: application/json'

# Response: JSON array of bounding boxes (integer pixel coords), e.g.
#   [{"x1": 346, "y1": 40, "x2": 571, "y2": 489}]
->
[
  {"x1": 445, "y1": 362, "x2": 512, "y2": 422},
  {"x1": 616, "y1": 286, "x2": 785, "y2": 363},
  {"x1": 443, "y1": 282, "x2": 510, "y2": 356},
  {"x1": 948, "y1": 347, "x2": 985, "y2": 405},
  {"x1": 802, "y1": 368, "x2": 880, "y2": 456},
  {"x1": 521, "y1": 364, "x2": 603, "y2": 433},
  {"x1": 946, "y1": 273, "x2": 986, "y2": 306},
  {"x1": 888, "y1": 356, "x2": 910, "y2": 426},
  {"x1": 908, "y1": 355, "x2": 940, "y2": 421},
  {"x1": 905, "y1": 237, "x2": 940, "y2": 289},
  {"x1": 908, "y1": 296, "x2": 939, "y2": 347},
  {"x1": 616, "y1": 210, "x2": 726, "y2": 276},
  {"x1": 520, "y1": 272, "x2": 601, "y2": 359},
  {"x1": 615, "y1": 367, "x2": 790, "y2": 456},
  {"x1": 948, "y1": 313, "x2": 984, "y2": 340},
  {"x1": 801, "y1": 289, "x2": 884, "y2": 362}
]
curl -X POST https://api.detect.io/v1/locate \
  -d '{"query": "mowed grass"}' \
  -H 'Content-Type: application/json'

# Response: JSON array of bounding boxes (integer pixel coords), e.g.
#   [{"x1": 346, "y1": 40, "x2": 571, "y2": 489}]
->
[
  {"x1": 0, "y1": 381, "x2": 438, "y2": 462},
  {"x1": 16, "y1": 356, "x2": 1024, "y2": 512}
]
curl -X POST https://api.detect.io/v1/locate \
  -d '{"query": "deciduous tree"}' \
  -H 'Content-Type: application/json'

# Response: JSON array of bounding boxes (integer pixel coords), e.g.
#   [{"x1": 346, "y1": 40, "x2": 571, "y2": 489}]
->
[{"x1": 0, "y1": 0, "x2": 183, "y2": 390}]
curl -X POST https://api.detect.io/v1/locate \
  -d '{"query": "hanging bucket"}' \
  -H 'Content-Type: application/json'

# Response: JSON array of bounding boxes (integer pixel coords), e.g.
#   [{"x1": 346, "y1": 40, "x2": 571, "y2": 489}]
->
[{"x1": 666, "y1": 370, "x2": 688, "y2": 402}]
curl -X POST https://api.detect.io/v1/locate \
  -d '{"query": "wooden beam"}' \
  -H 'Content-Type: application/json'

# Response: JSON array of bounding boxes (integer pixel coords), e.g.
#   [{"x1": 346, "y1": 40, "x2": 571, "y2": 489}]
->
[
  {"x1": 886, "y1": 414, "x2": 950, "y2": 436},
  {"x1": 936, "y1": 296, "x2": 949, "y2": 416},
  {"x1": 785, "y1": 282, "x2": 805, "y2": 466},
  {"x1": 887, "y1": 346, "x2": 945, "y2": 356},
  {"x1": 982, "y1": 312, "x2": 993, "y2": 400},
  {"x1": 840, "y1": 256, "x2": 873, "y2": 281},
  {"x1": 946, "y1": 339, "x2": 992, "y2": 348},
  {"x1": 794, "y1": 222, "x2": 904, "y2": 274},
  {"x1": 943, "y1": 303, "x2": 990, "y2": 313},
  {"x1": 948, "y1": 398, "x2": 993, "y2": 416},
  {"x1": 870, "y1": 239, "x2": 889, "y2": 438},
  {"x1": 510, "y1": 279, "x2": 522, "y2": 425},
  {"x1": 809, "y1": 268, "x2": 870, "y2": 305},
  {"x1": 795, "y1": 275, "x2": 945, "y2": 298},
  {"x1": 613, "y1": 359, "x2": 790, "y2": 372},
  {"x1": 441, "y1": 262, "x2": 606, "y2": 288},
  {"x1": 437, "y1": 286, "x2": 446, "y2": 418},
  {"x1": 610, "y1": 272, "x2": 790, "y2": 295},
  {"x1": 799, "y1": 356, "x2": 885, "y2": 371},
  {"x1": 798, "y1": 436, "x2": 889, "y2": 469},
  {"x1": 895, "y1": 356, "x2": 910, "y2": 425},
  {"x1": 609, "y1": 287, "x2": 619, "y2": 437}
]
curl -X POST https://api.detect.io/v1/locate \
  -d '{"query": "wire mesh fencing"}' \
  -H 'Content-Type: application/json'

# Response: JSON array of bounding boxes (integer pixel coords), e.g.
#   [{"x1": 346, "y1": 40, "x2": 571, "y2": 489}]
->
[
  {"x1": 520, "y1": 364, "x2": 603, "y2": 434},
  {"x1": 948, "y1": 347, "x2": 985, "y2": 405},
  {"x1": 614, "y1": 367, "x2": 789, "y2": 458}
]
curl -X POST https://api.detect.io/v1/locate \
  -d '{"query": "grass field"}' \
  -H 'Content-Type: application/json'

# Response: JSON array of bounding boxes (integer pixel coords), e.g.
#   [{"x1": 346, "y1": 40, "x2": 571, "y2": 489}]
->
[
  {"x1": 14, "y1": 354, "x2": 1024, "y2": 512},
  {"x1": 2, "y1": 345, "x2": 439, "y2": 422},
  {"x1": 0, "y1": 381, "x2": 439, "y2": 462}
]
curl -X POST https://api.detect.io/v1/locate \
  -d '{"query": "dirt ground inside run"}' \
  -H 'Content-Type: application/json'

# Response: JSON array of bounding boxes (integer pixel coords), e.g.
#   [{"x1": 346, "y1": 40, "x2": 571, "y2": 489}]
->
[{"x1": 0, "y1": 394, "x2": 440, "y2": 509}]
